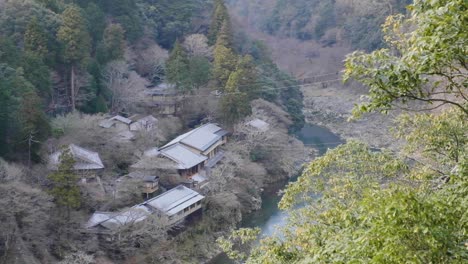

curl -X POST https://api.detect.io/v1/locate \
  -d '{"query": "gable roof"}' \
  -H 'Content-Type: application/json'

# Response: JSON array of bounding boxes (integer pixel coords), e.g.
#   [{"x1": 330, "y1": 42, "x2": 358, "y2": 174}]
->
[
  {"x1": 86, "y1": 185, "x2": 204, "y2": 230},
  {"x1": 144, "y1": 185, "x2": 204, "y2": 216},
  {"x1": 86, "y1": 205, "x2": 151, "y2": 230},
  {"x1": 49, "y1": 144, "x2": 104, "y2": 170},
  {"x1": 99, "y1": 119, "x2": 115, "y2": 128},
  {"x1": 162, "y1": 123, "x2": 228, "y2": 152},
  {"x1": 247, "y1": 118, "x2": 269, "y2": 131},
  {"x1": 159, "y1": 143, "x2": 207, "y2": 169},
  {"x1": 110, "y1": 115, "x2": 132, "y2": 125}
]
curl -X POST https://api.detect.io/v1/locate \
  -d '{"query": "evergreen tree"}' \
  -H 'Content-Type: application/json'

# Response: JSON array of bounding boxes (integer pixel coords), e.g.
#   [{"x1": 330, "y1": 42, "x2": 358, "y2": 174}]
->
[
  {"x1": 103, "y1": 23, "x2": 126, "y2": 62},
  {"x1": 85, "y1": 2, "x2": 106, "y2": 44},
  {"x1": 236, "y1": 55, "x2": 260, "y2": 99},
  {"x1": 57, "y1": 5, "x2": 91, "y2": 111},
  {"x1": 0, "y1": 64, "x2": 16, "y2": 157},
  {"x1": 220, "y1": 70, "x2": 251, "y2": 124},
  {"x1": 208, "y1": 0, "x2": 229, "y2": 45},
  {"x1": 166, "y1": 41, "x2": 190, "y2": 93},
  {"x1": 212, "y1": 9, "x2": 237, "y2": 89},
  {"x1": 48, "y1": 148, "x2": 81, "y2": 220},
  {"x1": 21, "y1": 52, "x2": 51, "y2": 98},
  {"x1": 216, "y1": 19, "x2": 233, "y2": 49},
  {"x1": 17, "y1": 89, "x2": 50, "y2": 162},
  {"x1": 212, "y1": 44, "x2": 237, "y2": 90},
  {"x1": 24, "y1": 17, "x2": 48, "y2": 58},
  {"x1": 0, "y1": 65, "x2": 49, "y2": 159},
  {"x1": 188, "y1": 56, "x2": 211, "y2": 90},
  {"x1": 0, "y1": 37, "x2": 21, "y2": 67}
]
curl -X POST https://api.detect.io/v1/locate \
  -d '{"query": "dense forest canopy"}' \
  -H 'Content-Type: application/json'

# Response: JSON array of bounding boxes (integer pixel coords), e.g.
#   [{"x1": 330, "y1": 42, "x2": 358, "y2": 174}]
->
[
  {"x1": 0, "y1": 0, "x2": 304, "y2": 161},
  {"x1": 228, "y1": 0, "x2": 412, "y2": 50}
]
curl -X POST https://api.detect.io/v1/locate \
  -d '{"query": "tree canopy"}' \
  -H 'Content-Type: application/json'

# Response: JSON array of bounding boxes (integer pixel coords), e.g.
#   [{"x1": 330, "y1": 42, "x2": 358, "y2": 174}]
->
[{"x1": 344, "y1": 0, "x2": 468, "y2": 117}]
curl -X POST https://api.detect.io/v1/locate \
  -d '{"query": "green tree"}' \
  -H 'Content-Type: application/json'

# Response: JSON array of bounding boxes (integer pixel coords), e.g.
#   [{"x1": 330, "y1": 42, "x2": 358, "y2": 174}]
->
[
  {"x1": 212, "y1": 45, "x2": 237, "y2": 89},
  {"x1": 395, "y1": 107, "x2": 467, "y2": 169},
  {"x1": 221, "y1": 140, "x2": 467, "y2": 263},
  {"x1": 48, "y1": 148, "x2": 81, "y2": 220},
  {"x1": 188, "y1": 56, "x2": 211, "y2": 89},
  {"x1": 24, "y1": 17, "x2": 48, "y2": 58},
  {"x1": 213, "y1": 16, "x2": 233, "y2": 49},
  {"x1": 0, "y1": 64, "x2": 16, "y2": 157},
  {"x1": 57, "y1": 5, "x2": 91, "y2": 111},
  {"x1": 208, "y1": 0, "x2": 229, "y2": 45},
  {"x1": 220, "y1": 70, "x2": 252, "y2": 124},
  {"x1": 85, "y1": 2, "x2": 106, "y2": 44},
  {"x1": 344, "y1": 0, "x2": 468, "y2": 117},
  {"x1": 236, "y1": 55, "x2": 260, "y2": 99},
  {"x1": 166, "y1": 41, "x2": 190, "y2": 93},
  {"x1": 0, "y1": 65, "x2": 49, "y2": 159},
  {"x1": 21, "y1": 52, "x2": 51, "y2": 98},
  {"x1": 103, "y1": 23, "x2": 126, "y2": 62}
]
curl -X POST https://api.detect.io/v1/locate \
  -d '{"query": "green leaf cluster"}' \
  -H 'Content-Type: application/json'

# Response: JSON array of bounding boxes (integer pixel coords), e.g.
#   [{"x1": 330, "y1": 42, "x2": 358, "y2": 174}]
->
[{"x1": 344, "y1": 0, "x2": 468, "y2": 117}]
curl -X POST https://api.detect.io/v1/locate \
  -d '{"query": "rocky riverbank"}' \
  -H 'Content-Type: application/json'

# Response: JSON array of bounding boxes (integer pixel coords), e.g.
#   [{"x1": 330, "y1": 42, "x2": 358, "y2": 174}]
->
[{"x1": 301, "y1": 82, "x2": 404, "y2": 150}]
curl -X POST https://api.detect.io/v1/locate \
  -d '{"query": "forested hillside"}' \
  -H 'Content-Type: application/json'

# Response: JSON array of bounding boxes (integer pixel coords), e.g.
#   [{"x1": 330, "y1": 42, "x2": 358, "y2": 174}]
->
[
  {"x1": 0, "y1": 0, "x2": 304, "y2": 161},
  {"x1": 227, "y1": 0, "x2": 411, "y2": 51},
  {"x1": 0, "y1": 0, "x2": 307, "y2": 263}
]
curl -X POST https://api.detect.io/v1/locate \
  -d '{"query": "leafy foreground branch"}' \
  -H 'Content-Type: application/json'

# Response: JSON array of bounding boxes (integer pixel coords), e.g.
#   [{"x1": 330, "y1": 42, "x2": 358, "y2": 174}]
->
[
  {"x1": 344, "y1": 0, "x2": 468, "y2": 117},
  {"x1": 220, "y1": 139, "x2": 467, "y2": 263}
]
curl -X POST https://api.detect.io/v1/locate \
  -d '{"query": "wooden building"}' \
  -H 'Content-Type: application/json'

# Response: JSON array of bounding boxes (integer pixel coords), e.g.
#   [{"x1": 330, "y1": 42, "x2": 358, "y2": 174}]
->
[
  {"x1": 85, "y1": 185, "x2": 204, "y2": 232},
  {"x1": 142, "y1": 175, "x2": 159, "y2": 197},
  {"x1": 49, "y1": 144, "x2": 104, "y2": 181},
  {"x1": 149, "y1": 123, "x2": 229, "y2": 180}
]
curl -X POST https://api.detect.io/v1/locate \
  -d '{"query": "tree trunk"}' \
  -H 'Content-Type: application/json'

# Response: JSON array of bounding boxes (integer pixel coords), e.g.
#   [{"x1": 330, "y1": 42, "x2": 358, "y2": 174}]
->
[{"x1": 71, "y1": 65, "x2": 76, "y2": 111}]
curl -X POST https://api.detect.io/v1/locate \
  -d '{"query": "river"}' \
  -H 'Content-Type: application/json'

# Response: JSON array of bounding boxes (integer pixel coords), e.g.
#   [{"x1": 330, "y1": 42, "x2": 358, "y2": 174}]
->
[{"x1": 208, "y1": 124, "x2": 343, "y2": 263}]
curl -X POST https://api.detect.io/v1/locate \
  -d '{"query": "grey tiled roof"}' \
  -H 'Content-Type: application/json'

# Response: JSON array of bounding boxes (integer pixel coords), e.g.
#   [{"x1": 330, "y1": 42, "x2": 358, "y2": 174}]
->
[
  {"x1": 159, "y1": 143, "x2": 207, "y2": 169},
  {"x1": 144, "y1": 185, "x2": 204, "y2": 216},
  {"x1": 162, "y1": 123, "x2": 227, "y2": 152},
  {"x1": 49, "y1": 144, "x2": 104, "y2": 170}
]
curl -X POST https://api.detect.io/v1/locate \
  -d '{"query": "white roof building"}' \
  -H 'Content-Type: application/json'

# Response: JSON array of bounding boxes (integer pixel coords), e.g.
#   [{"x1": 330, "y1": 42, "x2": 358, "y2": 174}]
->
[
  {"x1": 159, "y1": 144, "x2": 207, "y2": 169},
  {"x1": 247, "y1": 118, "x2": 269, "y2": 132},
  {"x1": 143, "y1": 185, "x2": 204, "y2": 217},
  {"x1": 49, "y1": 144, "x2": 104, "y2": 170},
  {"x1": 162, "y1": 123, "x2": 228, "y2": 152},
  {"x1": 86, "y1": 185, "x2": 204, "y2": 231},
  {"x1": 86, "y1": 205, "x2": 151, "y2": 230}
]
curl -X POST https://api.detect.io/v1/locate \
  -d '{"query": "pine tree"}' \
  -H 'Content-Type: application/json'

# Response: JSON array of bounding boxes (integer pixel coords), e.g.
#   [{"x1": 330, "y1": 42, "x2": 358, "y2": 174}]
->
[
  {"x1": 220, "y1": 70, "x2": 251, "y2": 125},
  {"x1": 188, "y1": 56, "x2": 211, "y2": 89},
  {"x1": 103, "y1": 23, "x2": 126, "y2": 62},
  {"x1": 0, "y1": 65, "x2": 16, "y2": 157},
  {"x1": 166, "y1": 41, "x2": 190, "y2": 93},
  {"x1": 212, "y1": 8, "x2": 237, "y2": 89},
  {"x1": 236, "y1": 55, "x2": 260, "y2": 99},
  {"x1": 212, "y1": 44, "x2": 237, "y2": 90},
  {"x1": 216, "y1": 19, "x2": 233, "y2": 49},
  {"x1": 85, "y1": 2, "x2": 106, "y2": 44},
  {"x1": 57, "y1": 5, "x2": 91, "y2": 111},
  {"x1": 21, "y1": 52, "x2": 51, "y2": 98},
  {"x1": 208, "y1": 0, "x2": 229, "y2": 45},
  {"x1": 48, "y1": 148, "x2": 81, "y2": 220},
  {"x1": 24, "y1": 17, "x2": 48, "y2": 58}
]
